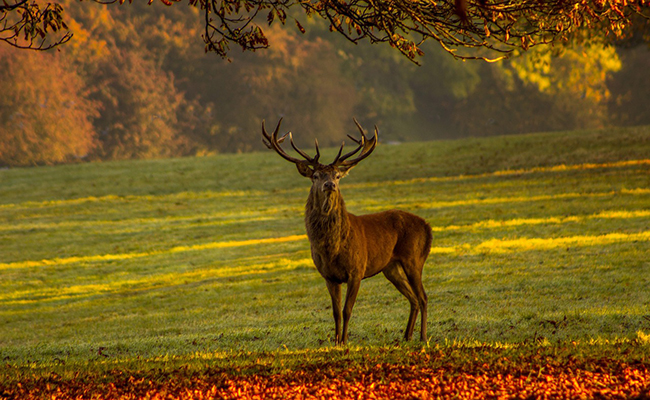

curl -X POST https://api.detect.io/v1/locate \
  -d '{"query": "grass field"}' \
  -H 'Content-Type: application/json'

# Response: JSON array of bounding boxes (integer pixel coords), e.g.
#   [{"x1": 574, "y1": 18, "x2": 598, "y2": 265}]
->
[{"x1": 1, "y1": 125, "x2": 649, "y2": 398}]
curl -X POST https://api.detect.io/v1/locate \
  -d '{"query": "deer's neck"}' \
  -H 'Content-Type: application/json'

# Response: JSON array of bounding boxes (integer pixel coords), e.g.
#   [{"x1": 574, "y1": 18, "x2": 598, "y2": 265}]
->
[{"x1": 305, "y1": 188, "x2": 350, "y2": 256}]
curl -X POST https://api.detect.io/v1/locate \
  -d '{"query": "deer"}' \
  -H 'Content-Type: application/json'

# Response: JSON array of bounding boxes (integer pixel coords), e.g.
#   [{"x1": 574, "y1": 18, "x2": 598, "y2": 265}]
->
[{"x1": 262, "y1": 118, "x2": 432, "y2": 345}]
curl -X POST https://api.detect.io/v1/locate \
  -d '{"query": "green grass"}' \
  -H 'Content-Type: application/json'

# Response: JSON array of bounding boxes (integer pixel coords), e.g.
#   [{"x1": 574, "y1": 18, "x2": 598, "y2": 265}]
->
[{"x1": 1, "y1": 125, "x2": 649, "y2": 375}]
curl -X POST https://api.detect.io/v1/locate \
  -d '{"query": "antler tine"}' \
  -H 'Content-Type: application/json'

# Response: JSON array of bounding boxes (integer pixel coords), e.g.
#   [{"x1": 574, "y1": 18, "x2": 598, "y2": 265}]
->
[
  {"x1": 261, "y1": 120, "x2": 273, "y2": 149},
  {"x1": 331, "y1": 141, "x2": 346, "y2": 165},
  {"x1": 262, "y1": 130, "x2": 290, "y2": 149},
  {"x1": 353, "y1": 118, "x2": 365, "y2": 137},
  {"x1": 313, "y1": 138, "x2": 321, "y2": 164},
  {"x1": 335, "y1": 123, "x2": 378, "y2": 168},
  {"x1": 331, "y1": 118, "x2": 369, "y2": 166},
  {"x1": 346, "y1": 134, "x2": 362, "y2": 145},
  {"x1": 289, "y1": 133, "x2": 318, "y2": 165},
  {"x1": 262, "y1": 118, "x2": 312, "y2": 165},
  {"x1": 262, "y1": 118, "x2": 284, "y2": 147},
  {"x1": 277, "y1": 131, "x2": 290, "y2": 143},
  {"x1": 334, "y1": 136, "x2": 365, "y2": 165}
]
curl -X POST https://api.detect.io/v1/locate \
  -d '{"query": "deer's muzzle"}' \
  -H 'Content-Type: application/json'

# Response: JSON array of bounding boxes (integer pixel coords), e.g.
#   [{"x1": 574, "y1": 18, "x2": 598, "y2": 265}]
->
[{"x1": 322, "y1": 181, "x2": 337, "y2": 192}]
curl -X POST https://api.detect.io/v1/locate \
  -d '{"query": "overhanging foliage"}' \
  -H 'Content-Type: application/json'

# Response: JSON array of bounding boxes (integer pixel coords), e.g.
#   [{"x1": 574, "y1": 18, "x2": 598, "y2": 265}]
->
[{"x1": 2, "y1": 0, "x2": 650, "y2": 60}]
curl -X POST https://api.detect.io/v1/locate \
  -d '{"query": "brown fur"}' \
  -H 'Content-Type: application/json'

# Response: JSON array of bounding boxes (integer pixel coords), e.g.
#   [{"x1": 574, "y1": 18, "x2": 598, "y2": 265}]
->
[
  {"x1": 263, "y1": 119, "x2": 432, "y2": 344},
  {"x1": 303, "y1": 166, "x2": 432, "y2": 344}
]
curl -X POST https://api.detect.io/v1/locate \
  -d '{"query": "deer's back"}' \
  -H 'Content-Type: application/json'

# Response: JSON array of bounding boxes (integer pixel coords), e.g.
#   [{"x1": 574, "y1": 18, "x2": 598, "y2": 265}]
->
[{"x1": 351, "y1": 209, "x2": 432, "y2": 276}]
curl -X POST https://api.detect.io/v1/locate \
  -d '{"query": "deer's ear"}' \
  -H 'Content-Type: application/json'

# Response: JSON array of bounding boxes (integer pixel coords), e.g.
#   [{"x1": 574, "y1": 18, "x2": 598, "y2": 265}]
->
[{"x1": 296, "y1": 163, "x2": 314, "y2": 178}]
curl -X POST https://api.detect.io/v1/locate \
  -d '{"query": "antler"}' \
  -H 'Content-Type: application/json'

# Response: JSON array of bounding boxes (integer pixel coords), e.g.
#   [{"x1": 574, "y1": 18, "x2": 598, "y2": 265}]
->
[
  {"x1": 263, "y1": 118, "x2": 377, "y2": 169},
  {"x1": 262, "y1": 118, "x2": 320, "y2": 166},
  {"x1": 331, "y1": 118, "x2": 378, "y2": 168}
]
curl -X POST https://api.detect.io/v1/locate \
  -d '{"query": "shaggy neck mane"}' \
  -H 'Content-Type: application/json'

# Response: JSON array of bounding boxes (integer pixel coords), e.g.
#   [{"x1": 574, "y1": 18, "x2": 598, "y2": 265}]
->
[{"x1": 304, "y1": 187, "x2": 350, "y2": 256}]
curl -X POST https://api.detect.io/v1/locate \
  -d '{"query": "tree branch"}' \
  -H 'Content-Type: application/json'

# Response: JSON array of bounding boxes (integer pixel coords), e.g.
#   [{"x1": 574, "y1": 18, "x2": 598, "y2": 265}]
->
[{"x1": 2, "y1": 0, "x2": 650, "y2": 60}]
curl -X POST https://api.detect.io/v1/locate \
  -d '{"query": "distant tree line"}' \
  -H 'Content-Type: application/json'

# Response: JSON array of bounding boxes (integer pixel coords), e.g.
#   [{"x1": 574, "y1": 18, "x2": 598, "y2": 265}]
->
[{"x1": 1, "y1": 1, "x2": 649, "y2": 167}]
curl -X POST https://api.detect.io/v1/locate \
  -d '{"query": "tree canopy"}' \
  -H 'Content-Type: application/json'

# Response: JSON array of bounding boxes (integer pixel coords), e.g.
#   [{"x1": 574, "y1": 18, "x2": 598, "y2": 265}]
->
[{"x1": 2, "y1": 0, "x2": 650, "y2": 60}]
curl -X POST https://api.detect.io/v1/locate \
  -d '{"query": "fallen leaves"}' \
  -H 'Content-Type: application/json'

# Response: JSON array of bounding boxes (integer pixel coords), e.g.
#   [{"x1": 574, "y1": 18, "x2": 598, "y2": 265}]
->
[{"x1": 2, "y1": 349, "x2": 649, "y2": 399}]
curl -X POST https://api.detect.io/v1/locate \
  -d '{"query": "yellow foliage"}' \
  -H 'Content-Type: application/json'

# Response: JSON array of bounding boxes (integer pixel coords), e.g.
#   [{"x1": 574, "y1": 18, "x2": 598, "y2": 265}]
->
[{"x1": 510, "y1": 43, "x2": 622, "y2": 104}]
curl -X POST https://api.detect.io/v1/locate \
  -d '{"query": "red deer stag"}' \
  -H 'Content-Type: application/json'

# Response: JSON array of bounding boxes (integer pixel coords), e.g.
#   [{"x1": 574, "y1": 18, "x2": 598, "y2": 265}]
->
[{"x1": 262, "y1": 118, "x2": 432, "y2": 345}]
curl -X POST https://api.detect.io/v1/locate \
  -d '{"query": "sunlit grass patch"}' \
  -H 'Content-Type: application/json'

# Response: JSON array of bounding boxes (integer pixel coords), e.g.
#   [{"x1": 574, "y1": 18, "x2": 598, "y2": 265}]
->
[
  {"x1": 0, "y1": 190, "x2": 269, "y2": 210},
  {"x1": 361, "y1": 187, "x2": 650, "y2": 212},
  {"x1": 471, "y1": 230, "x2": 650, "y2": 254},
  {"x1": 0, "y1": 235, "x2": 308, "y2": 272},
  {"x1": 0, "y1": 256, "x2": 314, "y2": 307},
  {"x1": 0, "y1": 214, "x2": 278, "y2": 234},
  {"x1": 348, "y1": 158, "x2": 650, "y2": 189},
  {"x1": 431, "y1": 209, "x2": 650, "y2": 232}
]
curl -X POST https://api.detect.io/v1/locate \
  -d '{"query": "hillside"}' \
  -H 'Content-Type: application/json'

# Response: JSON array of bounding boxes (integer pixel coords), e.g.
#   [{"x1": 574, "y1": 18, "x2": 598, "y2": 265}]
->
[{"x1": 2, "y1": 125, "x2": 649, "y2": 204}]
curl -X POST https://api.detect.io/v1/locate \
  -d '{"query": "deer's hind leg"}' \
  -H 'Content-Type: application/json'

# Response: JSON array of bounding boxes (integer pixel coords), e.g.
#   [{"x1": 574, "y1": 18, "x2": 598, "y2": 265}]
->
[
  {"x1": 402, "y1": 261, "x2": 428, "y2": 342},
  {"x1": 383, "y1": 262, "x2": 419, "y2": 341}
]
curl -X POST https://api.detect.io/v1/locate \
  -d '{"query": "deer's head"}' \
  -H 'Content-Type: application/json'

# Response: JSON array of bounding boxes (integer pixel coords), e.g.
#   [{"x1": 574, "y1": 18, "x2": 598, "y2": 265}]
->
[{"x1": 262, "y1": 118, "x2": 378, "y2": 200}]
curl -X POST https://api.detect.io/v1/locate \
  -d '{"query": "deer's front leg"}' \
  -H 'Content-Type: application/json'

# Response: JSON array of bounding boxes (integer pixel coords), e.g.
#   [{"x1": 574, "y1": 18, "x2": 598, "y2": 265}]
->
[
  {"x1": 325, "y1": 280, "x2": 342, "y2": 345},
  {"x1": 341, "y1": 278, "x2": 361, "y2": 345}
]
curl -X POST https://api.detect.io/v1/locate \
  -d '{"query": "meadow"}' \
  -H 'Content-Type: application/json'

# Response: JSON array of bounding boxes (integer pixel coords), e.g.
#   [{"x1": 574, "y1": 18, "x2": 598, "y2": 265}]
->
[{"x1": 1, "y1": 125, "x2": 649, "y2": 398}]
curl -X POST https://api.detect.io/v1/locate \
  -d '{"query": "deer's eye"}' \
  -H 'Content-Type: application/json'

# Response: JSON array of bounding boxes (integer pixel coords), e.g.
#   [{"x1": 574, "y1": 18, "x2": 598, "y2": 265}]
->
[
  {"x1": 335, "y1": 174, "x2": 341, "y2": 179},
  {"x1": 313, "y1": 173, "x2": 320, "y2": 179}
]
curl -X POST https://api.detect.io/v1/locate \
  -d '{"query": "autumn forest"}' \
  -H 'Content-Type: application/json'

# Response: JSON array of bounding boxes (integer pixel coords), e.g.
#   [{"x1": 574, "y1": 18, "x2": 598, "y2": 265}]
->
[{"x1": 1, "y1": 0, "x2": 650, "y2": 167}]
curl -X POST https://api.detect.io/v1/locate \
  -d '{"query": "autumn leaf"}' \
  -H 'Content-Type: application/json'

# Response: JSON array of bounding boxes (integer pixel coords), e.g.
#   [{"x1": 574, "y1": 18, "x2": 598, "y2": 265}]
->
[{"x1": 296, "y1": 19, "x2": 305, "y2": 34}]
